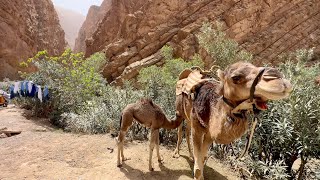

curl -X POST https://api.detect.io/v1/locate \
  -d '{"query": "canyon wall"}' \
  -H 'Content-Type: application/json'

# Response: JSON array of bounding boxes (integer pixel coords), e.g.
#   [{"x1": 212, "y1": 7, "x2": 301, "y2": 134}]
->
[
  {"x1": 0, "y1": 0, "x2": 67, "y2": 80},
  {"x1": 79, "y1": 0, "x2": 320, "y2": 84}
]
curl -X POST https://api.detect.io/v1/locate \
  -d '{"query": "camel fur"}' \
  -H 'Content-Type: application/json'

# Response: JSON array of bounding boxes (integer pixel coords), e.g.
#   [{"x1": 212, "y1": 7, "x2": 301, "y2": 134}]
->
[
  {"x1": 175, "y1": 62, "x2": 293, "y2": 180},
  {"x1": 116, "y1": 98, "x2": 183, "y2": 171}
]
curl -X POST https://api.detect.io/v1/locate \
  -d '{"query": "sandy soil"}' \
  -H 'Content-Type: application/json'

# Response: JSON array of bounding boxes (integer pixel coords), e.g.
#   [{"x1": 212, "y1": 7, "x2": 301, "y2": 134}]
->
[{"x1": 0, "y1": 106, "x2": 238, "y2": 180}]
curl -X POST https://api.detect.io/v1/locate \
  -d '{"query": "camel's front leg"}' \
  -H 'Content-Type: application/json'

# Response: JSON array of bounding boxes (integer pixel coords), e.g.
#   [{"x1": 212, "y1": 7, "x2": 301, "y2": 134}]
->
[
  {"x1": 185, "y1": 120, "x2": 193, "y2": 161},
  {"x1": 201, "y1": 134, "x2": 212, "y2": 165},
  {"x1": 192, "y1": 128, "x2": 205, "y2": 180},
  {"x1": 149, "y1": 128, "x2": 157, "y2": 171},
  {"x1": 173, "y1": 123, "x2": 183, "y2": 158}
]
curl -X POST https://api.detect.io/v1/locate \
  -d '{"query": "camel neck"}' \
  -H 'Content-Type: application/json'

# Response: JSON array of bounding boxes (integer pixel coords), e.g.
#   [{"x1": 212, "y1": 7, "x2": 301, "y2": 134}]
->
[
  {"x1": 218, "y1": 97, "x2": 233, "y2": 110},
  {"x1": 221, "y1": 94, "x2": 245, "y2": 109},
  {"x1": 162, "y1": 116, "x2": 184, "y2": 129}
]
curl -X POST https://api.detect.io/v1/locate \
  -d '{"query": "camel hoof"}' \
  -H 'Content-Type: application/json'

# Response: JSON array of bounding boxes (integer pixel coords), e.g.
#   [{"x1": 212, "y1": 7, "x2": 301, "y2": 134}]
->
[
  {"x1": 149, "y1": 167, "x2": 154, "y2": 171},
  {"x1": 194, "y1": 169, "x2": 203, "y2": 180},
  {"x1": 117, "y1": 164, "x2": 122, "y2": 168},
  {"x1": 158, "y1": 158, "x2": 164, "y2": 163}
]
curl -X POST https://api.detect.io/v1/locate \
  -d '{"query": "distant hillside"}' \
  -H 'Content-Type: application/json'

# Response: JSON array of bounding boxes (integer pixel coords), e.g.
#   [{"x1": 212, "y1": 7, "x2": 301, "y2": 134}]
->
[
  {"x1": 74, "y1": 0, "x2": 112, "y2": 53},
  {"x1": 55, "y1": 6, "x2": 85, "y2": 49}
]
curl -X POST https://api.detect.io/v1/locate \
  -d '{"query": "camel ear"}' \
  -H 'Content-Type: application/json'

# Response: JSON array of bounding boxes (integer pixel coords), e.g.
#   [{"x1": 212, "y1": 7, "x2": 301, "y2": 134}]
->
[{"x1": 217, "y1": 69, "x2": 225, "y2": 81}]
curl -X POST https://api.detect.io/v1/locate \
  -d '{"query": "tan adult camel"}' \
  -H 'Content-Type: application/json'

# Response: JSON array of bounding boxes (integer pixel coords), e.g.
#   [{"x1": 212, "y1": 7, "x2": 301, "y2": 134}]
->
[
  {"x1": 116, "y1": 98, "x2": 183, "y2": 171},
  {"x1": 175, "y1": 62, "x2": 293, "y2": 180}
]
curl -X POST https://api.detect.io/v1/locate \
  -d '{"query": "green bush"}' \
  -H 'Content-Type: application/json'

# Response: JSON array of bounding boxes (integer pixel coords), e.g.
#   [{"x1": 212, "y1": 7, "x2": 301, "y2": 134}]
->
[
  {"x1": 248, "y1": 50, "x2": 320, "y2": 179},
  {"x1": 197, "y1": 21, "x2": 252, "y2": 69},
  {"x1": 18, "y1": 49, "x2": 110, "y2": 132},
  {"x1": 59, "y1": 84, "x2": 144, "y2": 134}
]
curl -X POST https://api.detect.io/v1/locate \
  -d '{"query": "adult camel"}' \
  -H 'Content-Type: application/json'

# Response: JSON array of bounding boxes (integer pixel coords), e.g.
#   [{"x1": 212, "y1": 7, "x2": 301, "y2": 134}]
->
[{"x1": 175, "y1": 62, "x2": 292, "y2": 179}]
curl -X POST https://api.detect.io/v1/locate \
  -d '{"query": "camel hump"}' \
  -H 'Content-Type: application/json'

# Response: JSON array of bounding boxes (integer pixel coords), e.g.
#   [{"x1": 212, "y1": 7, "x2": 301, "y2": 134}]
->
[{"x1": 179, "y1": 69, "x2": 192, "y2": 80}]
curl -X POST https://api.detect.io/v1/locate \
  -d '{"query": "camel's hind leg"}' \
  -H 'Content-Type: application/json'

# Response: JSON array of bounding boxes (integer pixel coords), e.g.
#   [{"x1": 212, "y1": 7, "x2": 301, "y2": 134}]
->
[
  {"x1": 149, "y1": 128, "x2": 158, "y2": 171},
  {"x1": 117, "y1": 111, "x2": 133, "y2": 167}
]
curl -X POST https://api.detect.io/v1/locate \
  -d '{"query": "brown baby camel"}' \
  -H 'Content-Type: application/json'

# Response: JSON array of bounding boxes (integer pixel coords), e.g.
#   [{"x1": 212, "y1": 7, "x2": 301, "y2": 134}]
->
[{"x1": 116, "y1": 98, "x2": 183, "y2": 171}]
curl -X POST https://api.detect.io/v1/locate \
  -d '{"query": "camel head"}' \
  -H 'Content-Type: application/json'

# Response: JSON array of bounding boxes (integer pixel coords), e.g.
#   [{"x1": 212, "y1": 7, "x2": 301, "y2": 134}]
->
[{"x1": 217, "y1": 62, "x2": 292, "y2": 110}]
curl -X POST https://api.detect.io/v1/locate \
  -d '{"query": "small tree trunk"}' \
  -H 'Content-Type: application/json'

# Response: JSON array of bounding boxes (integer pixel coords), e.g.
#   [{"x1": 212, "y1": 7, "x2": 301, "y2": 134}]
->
[{"x1": 297, "y1": 154, "x2": 306, "y2": 180}]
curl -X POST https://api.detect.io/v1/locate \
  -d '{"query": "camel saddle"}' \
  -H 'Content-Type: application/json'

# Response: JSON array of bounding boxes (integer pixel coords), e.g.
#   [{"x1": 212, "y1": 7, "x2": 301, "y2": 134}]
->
[{"x1": 176, "y1": 67, "x2": 212, "y2": 98}]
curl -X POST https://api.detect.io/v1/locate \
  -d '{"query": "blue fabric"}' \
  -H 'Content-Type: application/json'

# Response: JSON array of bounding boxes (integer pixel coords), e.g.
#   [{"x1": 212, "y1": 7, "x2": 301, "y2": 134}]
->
[
  {"x1": 20, "y1": 81, "x2": 26, "y2": 97},
  {"x1": 30, "y1": 84, "x2": 37, "y2": 97},
  {"x1": 25, "y1": 81, "x2": 29, "y2": 96},
  {"x1": 10, "y1": 85, "x2": 14, "y2": 99},
  {"x1": 43, "y1": 86, "x2": 49, "y2": 100}
]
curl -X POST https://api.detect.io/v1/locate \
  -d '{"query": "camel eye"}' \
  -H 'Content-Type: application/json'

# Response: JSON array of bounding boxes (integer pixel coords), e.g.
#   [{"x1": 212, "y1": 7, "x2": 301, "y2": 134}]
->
[{"x1": 231, "y1": 75, "x2": 242, "y2": 83}]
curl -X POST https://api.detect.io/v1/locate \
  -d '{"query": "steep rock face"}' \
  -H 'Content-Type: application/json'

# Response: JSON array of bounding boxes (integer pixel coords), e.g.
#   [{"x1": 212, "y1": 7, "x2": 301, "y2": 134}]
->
[
  {"x1": 74, "y1": 0, "x2": 112, "y2": 53},
  {"x1": 0, "y1": 0, "x2": 66, "y2": 80},
  {"x1": 55, "y1": 6, "x2": 85, "y2": 49},
  {"x1": 82, "y1": 0, "x2": 320, "y2": 85}
]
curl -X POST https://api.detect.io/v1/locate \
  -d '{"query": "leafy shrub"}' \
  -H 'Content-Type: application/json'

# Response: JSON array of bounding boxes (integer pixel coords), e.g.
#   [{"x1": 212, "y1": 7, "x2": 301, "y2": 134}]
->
[
  {"x1": 249, "y1": 50, "x2": 320, "y2": 179},
  {"x1": 59, "y1": 84, "x2": 144, "y2": 134},
  {"x1": 18, "y1": 49, "x2": 110, "y2": 132},
  {"x1": 197, "y1": 21, "x2": 252, "y2": 69}
]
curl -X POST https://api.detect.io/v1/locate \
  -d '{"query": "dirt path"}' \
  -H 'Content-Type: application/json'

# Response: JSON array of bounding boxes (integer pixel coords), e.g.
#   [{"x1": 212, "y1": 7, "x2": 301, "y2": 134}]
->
[{"x1": 0, "y1": 106, "x2": 239, "y2": 180}]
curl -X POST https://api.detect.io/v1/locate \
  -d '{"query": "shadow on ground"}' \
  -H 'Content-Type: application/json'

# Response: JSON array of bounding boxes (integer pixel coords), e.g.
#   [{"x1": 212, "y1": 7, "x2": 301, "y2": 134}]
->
[{"x1": 119, "y1": 154, "x2": 229, "y2": 180}]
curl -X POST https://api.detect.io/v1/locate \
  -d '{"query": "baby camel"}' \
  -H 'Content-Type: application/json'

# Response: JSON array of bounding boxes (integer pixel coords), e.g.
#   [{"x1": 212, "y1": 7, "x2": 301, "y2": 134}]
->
[{"x1": 117, "y1": 98, "x2": 183, "y2": 171}]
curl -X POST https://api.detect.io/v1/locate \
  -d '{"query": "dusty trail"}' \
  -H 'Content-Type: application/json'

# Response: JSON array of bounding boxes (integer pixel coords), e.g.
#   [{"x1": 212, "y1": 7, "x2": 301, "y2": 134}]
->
[{"x1": 0, "y1": 106, "x2": 238, "y2": 180}]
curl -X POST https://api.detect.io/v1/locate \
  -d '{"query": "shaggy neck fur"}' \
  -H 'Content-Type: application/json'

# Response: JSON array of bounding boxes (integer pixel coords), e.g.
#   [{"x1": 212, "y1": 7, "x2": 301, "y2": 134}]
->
[{"x1": 193, "y1": 81, "x2": 249, "y2": 144}]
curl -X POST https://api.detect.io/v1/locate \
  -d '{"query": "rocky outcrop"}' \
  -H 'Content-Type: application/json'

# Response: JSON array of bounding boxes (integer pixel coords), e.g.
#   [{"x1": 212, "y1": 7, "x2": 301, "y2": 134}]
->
[
  {"x1": 0, "y1": 0, "x2": 66, "y2": 80},
  {"x1": 81, "y1": 0, "x2": 320, "y2": 85},
  {"x1": 55, "y1": 6, "x2": 85, "y2": 49},
  {"x1": 74, "y1": 0, "x2": 112, "y2": 53}
]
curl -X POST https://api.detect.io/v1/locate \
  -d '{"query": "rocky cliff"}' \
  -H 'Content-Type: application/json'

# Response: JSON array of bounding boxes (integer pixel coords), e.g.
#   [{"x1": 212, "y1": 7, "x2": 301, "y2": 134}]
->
[
  {"x1": 0, "y1": 0, "x2": 66, "y2": 80},
  {"x1": 74, "y1": 0, "x2": 112, "y2": 53},
  {"x1": 55, "y1": 6, "x2": 85, "y2": 49},
  {"x1": 80, "y1": 0, "x2": 320, "y2": 85}
]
